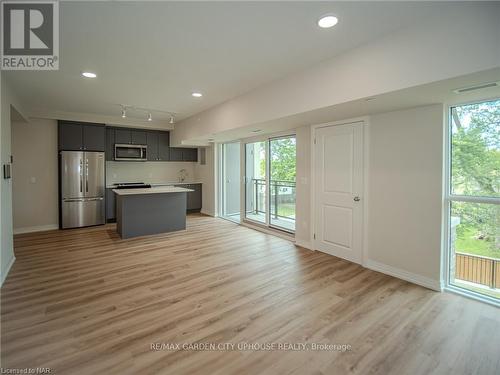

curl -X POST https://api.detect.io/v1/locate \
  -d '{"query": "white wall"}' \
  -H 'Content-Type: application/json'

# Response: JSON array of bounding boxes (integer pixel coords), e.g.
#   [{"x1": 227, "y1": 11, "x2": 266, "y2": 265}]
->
[
  {"x1": 194, "y1": 145, "x2": 215, "y2": 216},
  {"x1": 366, "y1": 104, "x2": 443, "y2": 287},
  {"x1": 293, "y1": 104, "x2": 444, "y2": 289},
  {"x1": 1, "y1": 76, "x2": 27, "y2": 285},
  {"x1": 12, "y1": 119, "x2": 59, "y2": 233},
  {"x1": 172, "y1": 3, "x2": 500, "y2": 145},
  {"x1": 294, "y1": 125, "x2": 311, "y2": 248},
  {"x1": 106, "y1": 161, "x2": 197, "y2": 185}
]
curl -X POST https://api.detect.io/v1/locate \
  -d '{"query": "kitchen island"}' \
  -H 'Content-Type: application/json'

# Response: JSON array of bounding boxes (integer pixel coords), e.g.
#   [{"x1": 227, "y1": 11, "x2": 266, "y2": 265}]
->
[{"x1": 113, "y1": 186, "x2": 193, "y2": 239}]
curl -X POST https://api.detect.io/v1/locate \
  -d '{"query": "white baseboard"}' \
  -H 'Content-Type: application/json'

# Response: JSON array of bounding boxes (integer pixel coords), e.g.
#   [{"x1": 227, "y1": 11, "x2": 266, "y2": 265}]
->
[
  {"x1": 295, "y1": 239, "x2": 313, "y2": 251},
  {"x1": 0, "y1": 256, "x2": 16, "y2": 287},
  {"x1": 13, "y1": 224, "x2": 58, "y2": 234},
  {"x1": 364, "y1": 259, "x2": 442, "y2": 291}
]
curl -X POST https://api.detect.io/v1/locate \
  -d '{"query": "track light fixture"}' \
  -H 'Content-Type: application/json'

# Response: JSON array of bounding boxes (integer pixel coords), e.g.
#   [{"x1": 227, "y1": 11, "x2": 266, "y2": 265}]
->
[{"x1": 117, "y1": 104, "x2": 177, "y2": 123}]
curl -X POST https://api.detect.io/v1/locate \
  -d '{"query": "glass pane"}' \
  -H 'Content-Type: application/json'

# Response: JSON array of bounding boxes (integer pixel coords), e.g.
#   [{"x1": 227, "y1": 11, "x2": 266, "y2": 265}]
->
[
  {"x1": 450, "y1": 99, "x2": 500, "y2": 198},
  {"x1": 245, "y1": 142, "x2": 266, "y2": 224},
  {"x1": 221, "y1": 143, "x2": 241, "y2": 222},
  {"x1": 449, "y1": 201, "x2": 499, "y2": 300},
  {"x1": 270, "y1": 137, "x2": 296, "y2": 232}
]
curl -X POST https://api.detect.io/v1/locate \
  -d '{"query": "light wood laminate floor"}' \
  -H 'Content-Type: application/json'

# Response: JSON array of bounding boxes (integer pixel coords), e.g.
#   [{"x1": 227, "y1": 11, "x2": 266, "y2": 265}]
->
[{"x1": 1, "y1": 214, "x2": 499, "y2": 374}]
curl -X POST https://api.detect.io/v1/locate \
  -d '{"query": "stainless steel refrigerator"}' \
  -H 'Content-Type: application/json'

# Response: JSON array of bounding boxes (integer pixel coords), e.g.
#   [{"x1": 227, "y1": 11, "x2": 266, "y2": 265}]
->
[{"x1": 60, "y1": 151, "x2": 105, "y2": 229}]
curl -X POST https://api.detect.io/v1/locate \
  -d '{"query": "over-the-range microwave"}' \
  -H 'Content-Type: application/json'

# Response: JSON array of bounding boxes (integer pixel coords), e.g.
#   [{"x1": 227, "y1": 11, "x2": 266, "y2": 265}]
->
[{"x1": 114, "y1": 144, "x2": 147, "y2": 161}]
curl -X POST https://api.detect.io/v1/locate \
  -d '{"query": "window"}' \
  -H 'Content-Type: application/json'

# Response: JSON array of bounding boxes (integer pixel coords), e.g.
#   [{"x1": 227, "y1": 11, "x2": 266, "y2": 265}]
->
[{"x1": 447, "y1": 99, "x2": 500, "y2": 303}]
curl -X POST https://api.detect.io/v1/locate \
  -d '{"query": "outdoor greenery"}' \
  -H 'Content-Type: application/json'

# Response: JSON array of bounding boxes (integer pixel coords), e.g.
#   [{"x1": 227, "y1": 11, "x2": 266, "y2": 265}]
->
[
  {"x1": 260, "y1": 137, "x2": 297, "y2": 182},
  {"x1": 451, "y1": 99, "x2": 499, "y2": 259}
]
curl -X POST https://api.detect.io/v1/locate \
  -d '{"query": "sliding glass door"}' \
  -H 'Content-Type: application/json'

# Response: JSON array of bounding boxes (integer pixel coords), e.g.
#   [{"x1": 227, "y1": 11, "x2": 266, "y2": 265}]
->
[
  {"x1": 245, "y1": 141, "x2": 267, "y2": 224},
  {"x1": 244, "y1": 136, "x2": 296, "y2": 232},
  {"x1": 270, "y1": 136, "x2": 296, "y2": 231},
  {"x1": 220, "y1": 142, "x2": 241, "y2": 222},
  {"x1": 446, "y1": 98, "x2": 499, "y2": 304}
]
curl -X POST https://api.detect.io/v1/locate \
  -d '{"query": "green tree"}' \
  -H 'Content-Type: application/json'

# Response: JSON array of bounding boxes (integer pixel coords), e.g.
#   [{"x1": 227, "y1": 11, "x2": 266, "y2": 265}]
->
[
  {"x1": 262, "y1": 137, "x2": 296, "y2": 182},
  {"x1": 451, "y1": 99, "x2": 499, "y2": 256}
]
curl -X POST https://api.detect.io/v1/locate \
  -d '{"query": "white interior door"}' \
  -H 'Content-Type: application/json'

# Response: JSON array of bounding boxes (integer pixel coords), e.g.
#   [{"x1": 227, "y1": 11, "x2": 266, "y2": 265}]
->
[{"x1": 314, "y1": 122, "x2": 363, "y2": 264}]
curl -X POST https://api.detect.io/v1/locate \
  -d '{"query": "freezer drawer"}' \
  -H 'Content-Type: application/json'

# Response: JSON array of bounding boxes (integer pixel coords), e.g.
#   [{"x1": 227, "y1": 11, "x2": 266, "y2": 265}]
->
[{"x1": 61, "y1": 198, "x2": 105, "y2": 229}]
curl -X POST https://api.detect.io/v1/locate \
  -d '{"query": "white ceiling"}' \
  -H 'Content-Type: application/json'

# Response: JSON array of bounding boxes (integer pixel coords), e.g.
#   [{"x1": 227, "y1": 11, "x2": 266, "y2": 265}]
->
[{"x1": 4, "y1": 1, "x2": 448, "y2": 123}]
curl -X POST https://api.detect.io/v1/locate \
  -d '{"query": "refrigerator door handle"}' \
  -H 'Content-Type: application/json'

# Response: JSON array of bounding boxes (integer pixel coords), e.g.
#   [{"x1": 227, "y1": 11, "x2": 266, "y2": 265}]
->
[
  {"x1": 79, "y1": 159, "x2": 83, "y2": 193},
  {"x1": 64, "y1": 198, "x2": 86, "y2": 203},
  {"x1": 85, "y1": 159, "x2": 89, "y2": 193}
]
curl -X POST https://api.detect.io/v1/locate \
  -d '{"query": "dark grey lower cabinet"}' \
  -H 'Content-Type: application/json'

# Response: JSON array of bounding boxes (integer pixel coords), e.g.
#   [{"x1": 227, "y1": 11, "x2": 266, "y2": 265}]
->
[
  {"x1": 175, "y1": 184, "x2": 202, "y2": 211},
  {"x1": 106, "y1": 188, "x2": 116, "y2": 222},
  {"x1": 107, "y1": 185, "x2": 201, "y2": 221}
]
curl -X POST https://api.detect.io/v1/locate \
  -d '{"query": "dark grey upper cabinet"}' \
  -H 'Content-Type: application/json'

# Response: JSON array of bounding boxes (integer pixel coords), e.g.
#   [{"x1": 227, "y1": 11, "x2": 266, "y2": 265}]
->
[
  {"x1": 58, "y1": 122, "x2": 83, "y2": 150},
  {"x1": 146, "y1": 131, "x2": 159, "y2": 161},
  {"x1": 169, "y1": 147, "x2": 183, "y2": 161},
  {"x1": 101, "y1": 126, "x2": 194, "y2": 162},
  {"x1": 105, "y1": 127, "x2": 115, "y2": 161},
  {"x1": 158, "y1": 132, "x2": 170, "y2": 161},
  {"x1": 82, "y1": 124, "x2": 105, "y2": 151},
  {"x1": 183, "y1": 148, "x2": 198, "y2": 162},
  {"x1": 170, "y1": 147, "x2": 198, "y2": 162},
  {"x1": 131, "y1": 130, "x2": 147, "y2": 145},
  {"x1": 58, "y1": 121, "x2": 105, "y2": 151},
  {"x1": 114, "y1": 128, "x2": 131, "y2": 144}
]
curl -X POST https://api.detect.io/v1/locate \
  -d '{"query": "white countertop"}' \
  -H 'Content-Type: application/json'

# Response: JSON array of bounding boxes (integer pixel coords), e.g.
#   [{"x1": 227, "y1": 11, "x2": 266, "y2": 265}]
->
[
  {"x1": 113, "y1": 186, "x2": 194, "y2": 196},
  {"x1": 107, "y1": 181, "x2": 202, "y2": 188}
]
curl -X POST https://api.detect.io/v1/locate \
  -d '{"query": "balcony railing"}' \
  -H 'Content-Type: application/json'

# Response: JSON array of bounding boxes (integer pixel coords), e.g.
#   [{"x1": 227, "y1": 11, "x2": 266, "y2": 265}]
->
[
  {"x1": 251, "y1": 178, "x2": 296, "y2": 222},
  {"x1": 455, "y1": 252, "x2": 500, "y2": 289}
]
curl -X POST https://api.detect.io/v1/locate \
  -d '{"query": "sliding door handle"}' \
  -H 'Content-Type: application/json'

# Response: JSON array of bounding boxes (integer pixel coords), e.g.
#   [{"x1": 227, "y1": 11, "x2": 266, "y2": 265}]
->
[{"x1": 353, "y1": 196, "x2": 361, "y2": 202}]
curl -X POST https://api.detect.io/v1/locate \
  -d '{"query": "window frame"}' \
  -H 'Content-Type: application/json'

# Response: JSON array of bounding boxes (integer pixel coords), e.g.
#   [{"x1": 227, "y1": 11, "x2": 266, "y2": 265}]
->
[{"x1": 443, "y1": 98, "x2": 500, "y2": 307}]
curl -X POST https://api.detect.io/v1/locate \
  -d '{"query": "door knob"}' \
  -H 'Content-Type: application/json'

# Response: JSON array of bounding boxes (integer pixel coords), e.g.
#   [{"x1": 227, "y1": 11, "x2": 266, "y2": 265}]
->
[{"x1": 353, "y1": 196, "x2": 361, "y2": 202}]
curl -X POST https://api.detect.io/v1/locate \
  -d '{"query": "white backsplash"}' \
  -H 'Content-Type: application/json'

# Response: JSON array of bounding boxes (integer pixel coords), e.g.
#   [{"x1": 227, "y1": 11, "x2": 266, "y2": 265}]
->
[{"x1": 106, "y1": 161, "x2": 196, "y2": 185}]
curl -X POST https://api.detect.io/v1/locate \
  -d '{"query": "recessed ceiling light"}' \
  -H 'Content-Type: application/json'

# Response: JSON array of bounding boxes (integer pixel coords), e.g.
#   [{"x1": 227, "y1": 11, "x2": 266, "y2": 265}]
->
[
  {"x1": 82, "y1": 72, "x2": 97, "y2": 78},
  {"x1": 318, "y1": 15, "x2": 338, "y2": 28},
  {"x1": 192, "y1": 92, "x2": 202, "y2": 98}
]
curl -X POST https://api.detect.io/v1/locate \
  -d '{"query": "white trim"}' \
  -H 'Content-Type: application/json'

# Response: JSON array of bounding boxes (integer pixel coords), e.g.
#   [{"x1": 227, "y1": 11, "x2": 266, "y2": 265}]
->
[
  {"x1": 13, "y1": 224, "x2": 58, "y2": 235},
  {"x1": 310, "y1": 116, "x2": 370, "y2": 260},
  {"x1": 241, "y1": 220, "x2": 295, "y2": 242},
  {"x1": 365, "y1": 259, "x2": 442, "y2": 292},
  {"x1": 295, "y1": 239, "x2": 313, "y2": 251},
  {"x1": 1, "y1": 256, "x2": 16, "y2": 287},
  {"x1": 448, "y1": 195, "x2": 500, "y2": 205},
  {"x1": 446, "y1": 285, "x2": 500, "y2": 308},
  {"x1": 200, "y1": 209, "x2": 215, "y2": 217}
]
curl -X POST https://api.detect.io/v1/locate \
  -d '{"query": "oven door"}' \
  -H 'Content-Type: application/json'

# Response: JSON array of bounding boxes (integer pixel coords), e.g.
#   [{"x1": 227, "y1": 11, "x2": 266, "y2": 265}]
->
[{"x1": 114, "y1": 144, "x2": 147, "y2": 161}]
